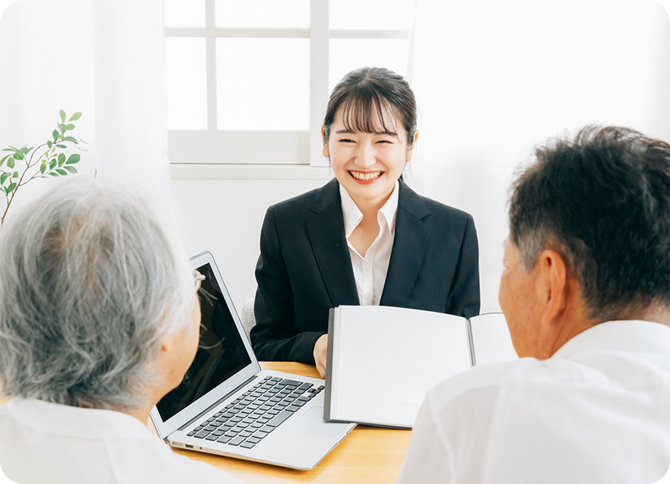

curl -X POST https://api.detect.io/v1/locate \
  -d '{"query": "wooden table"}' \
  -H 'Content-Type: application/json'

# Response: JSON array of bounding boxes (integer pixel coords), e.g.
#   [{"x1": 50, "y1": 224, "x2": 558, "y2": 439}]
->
[
  {"x1": 0, "y1": 362, "x2": 412, "y2": 483},
  {"x1": 172, "y1": 362, "x2": 412, "y2": 483}
]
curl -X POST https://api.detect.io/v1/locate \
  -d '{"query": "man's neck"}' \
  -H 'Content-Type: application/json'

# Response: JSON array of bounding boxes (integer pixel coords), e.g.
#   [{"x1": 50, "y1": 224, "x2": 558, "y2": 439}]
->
[
  {"x1": 544, "y1": 303, "x2": 670, "y2": 359},
  {"x1": 630, "y1": 303, "x2": 670, "y2": 327}
]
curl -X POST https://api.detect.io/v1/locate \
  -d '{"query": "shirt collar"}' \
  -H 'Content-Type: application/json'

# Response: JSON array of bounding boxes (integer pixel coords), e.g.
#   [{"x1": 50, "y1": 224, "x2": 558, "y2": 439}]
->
[
  {"x1": 553, "y1": 320, "x2": 670, "y2": 360},
  {"x1": 3, "y1": 398, "x2": 155, "y2": 441},
  {"x1": 339, "y1": 181, "x2": 400, "y2": 239},
  {"x1": 379, "y1": 181, "x2": 400, "y2": 234}
]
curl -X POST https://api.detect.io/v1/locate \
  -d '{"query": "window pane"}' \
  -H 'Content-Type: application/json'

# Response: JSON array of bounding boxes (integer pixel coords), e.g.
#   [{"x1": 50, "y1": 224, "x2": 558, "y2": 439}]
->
[
  {"x1": 165, "y1": 0, "x2": 205, "y2": 28},
  {"x1": 165, "y1": 38, "x2": 208, "y2": 130},
  {"x1": 330, "y1": 0, "x2": 414, "y2": 30},
  {"x1": 215, "y1": 0, "x2": 310, "y2": 28},
  {"x1": 329, "y1": 39, "x2": 410, "y2": 92},
  {"x1": 217, "y1": 39, "x2": 309, "y2": 130}
]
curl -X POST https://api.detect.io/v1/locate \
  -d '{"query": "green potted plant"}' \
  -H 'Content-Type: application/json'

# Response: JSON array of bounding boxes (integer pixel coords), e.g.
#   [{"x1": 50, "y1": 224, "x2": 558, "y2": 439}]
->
[{"x1": 1, "y1": 110, "x2": 83, "y2": 225}]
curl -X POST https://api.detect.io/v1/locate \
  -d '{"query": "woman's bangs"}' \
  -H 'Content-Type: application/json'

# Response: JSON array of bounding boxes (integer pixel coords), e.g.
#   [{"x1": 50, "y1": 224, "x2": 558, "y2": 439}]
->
[{"x1": 339, "y1": 95, "x2": 398, "y2": 136}]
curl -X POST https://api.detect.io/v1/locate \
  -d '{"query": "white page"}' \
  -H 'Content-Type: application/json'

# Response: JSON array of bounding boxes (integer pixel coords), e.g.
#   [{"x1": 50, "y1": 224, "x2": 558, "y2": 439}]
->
[
  {"x1": 469, "y1": 313, "x2": 518, "y2": 365},
  {"x1": 330, "y1": 305, "x2": 472, "y2": 428}
]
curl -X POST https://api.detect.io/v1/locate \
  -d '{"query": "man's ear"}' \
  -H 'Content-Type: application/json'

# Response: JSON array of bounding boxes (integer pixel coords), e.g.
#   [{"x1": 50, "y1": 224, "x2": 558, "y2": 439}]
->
[
  {"x1": 321, "y1": 126, "x2": 329, "y2": 158},
  {"x1": 536, "y1": 249, "x2": 569, "y2": 328}
]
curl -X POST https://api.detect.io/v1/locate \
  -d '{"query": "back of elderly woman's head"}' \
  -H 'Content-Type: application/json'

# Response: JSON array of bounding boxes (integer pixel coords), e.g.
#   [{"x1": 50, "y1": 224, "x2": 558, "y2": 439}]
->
[{"x1": 0, "y1": 178, "x2": 194, "y2": 411}]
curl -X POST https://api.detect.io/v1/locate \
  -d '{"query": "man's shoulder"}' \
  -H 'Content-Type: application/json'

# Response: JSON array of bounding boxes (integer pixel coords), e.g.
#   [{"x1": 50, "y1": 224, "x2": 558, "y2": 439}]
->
[
  {"x1": 425, "y1": 356, "x2": 599, "y2": 409},
  {"x1": 427, "y1": 359, "x2": 526, "y2": 405}
]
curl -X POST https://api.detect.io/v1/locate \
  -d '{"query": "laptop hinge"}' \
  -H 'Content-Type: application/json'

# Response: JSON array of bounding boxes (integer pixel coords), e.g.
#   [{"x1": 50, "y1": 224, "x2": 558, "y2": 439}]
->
[{"x1": 177, "y1": 375, "x2": 257, "y2": 432}]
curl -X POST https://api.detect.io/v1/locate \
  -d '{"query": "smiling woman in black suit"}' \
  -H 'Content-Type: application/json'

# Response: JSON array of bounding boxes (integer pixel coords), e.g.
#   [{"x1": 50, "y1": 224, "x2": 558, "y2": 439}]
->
[{"x1": 251, "y1": 67, "x2": 480, "y2": 377}]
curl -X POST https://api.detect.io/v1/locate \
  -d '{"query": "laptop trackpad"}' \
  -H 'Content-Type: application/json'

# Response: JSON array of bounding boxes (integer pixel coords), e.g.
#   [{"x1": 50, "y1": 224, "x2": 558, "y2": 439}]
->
[{"x1": 287, "y1": 406, "x2": 348, "y2": 438}]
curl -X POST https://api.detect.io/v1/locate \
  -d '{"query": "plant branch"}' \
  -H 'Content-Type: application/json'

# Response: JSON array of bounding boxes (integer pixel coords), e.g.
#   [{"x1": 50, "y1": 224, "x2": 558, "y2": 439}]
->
[
  {"x1": 1, "y1": 161, "x2": 32, "y2": 225},
  {"x1": 1, "y1": 111, "x2": 83, "y2": 226},
  {"x1": 21, "y1": 143, "x2": 53, "y2": 186}
]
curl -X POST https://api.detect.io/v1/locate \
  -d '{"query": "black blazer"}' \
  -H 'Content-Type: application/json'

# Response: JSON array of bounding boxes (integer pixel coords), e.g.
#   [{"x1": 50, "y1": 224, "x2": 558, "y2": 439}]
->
[{"x1": 250, "y1": 178, "x2": 480, "y2": 364}]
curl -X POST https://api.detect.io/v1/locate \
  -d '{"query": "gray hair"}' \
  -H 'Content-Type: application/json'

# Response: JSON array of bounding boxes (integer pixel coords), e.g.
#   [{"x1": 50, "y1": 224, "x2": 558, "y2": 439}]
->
[{"x1": 0, "y1": 178, "x2": 194, "y2": 411}]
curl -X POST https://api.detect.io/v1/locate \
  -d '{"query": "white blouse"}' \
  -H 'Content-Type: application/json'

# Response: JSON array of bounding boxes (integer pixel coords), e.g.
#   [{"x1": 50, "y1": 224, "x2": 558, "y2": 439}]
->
[
  {"x1": 340, "y1": 181, "x2": 399, "y2": 306},
  {"x1": 0, "y1": 398, "x2": 240, "y2": 484}
]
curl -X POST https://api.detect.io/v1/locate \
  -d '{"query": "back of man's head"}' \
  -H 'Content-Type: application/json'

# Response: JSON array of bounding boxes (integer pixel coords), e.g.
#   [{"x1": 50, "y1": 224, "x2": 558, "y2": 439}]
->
[
  {"x1": 0, "y1": 178, "x2": 194, "y2": 411},
  {"x1": 510, "y1": 125, "x2": 670, "y2": 322}
]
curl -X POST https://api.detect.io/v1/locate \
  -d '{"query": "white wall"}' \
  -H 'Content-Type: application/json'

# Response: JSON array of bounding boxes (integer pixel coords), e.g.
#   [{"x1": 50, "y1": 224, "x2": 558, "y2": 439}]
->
[
  {"x1": 171, "y1": 178, "x2": 327, "y2": 311},
  {"x1": 412, "y1": 0, "x2": 670, "y2": 313}
]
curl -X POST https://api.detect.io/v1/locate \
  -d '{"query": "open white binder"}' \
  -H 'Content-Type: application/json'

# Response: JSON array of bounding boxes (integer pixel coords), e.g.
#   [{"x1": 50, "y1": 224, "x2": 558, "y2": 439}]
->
[{"x1": 323, "y1": 306, "x2": 518, "y2": 429}]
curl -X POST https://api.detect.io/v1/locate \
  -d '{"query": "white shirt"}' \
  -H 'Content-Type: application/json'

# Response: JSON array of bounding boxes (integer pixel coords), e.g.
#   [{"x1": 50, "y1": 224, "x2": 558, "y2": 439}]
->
[
  {"x1": 0, "y1": 398, "x2": 240, "y2": 484},
  {"x1": 397, "y1": 320, "x2": 670, "y2": 484},
  {"x1": 340, "y1": 182, "x2": 399, "y2": 306}
]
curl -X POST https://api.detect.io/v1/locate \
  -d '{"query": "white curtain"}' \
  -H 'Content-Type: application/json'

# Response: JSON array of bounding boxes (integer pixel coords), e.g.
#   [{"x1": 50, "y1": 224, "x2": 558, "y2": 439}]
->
[
  {"x1": 411, "y1": 0, "x2": 670, "y2": 312},
  {"x1": 0, "y1": 0, "x2": 169, "y2": 213}
]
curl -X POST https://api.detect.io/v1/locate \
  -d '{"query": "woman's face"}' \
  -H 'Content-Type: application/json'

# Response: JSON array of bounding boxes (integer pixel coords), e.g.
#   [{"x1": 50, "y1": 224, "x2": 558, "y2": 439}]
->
[{"x1": 323, "y1": 108, "x2": 416, "y2": 208}]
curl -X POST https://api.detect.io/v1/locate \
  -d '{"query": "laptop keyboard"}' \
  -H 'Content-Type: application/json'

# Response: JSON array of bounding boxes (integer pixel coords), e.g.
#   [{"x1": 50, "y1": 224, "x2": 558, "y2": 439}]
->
[{"x1": 187, "y1": 376, "x2": 325, "y2": 449}]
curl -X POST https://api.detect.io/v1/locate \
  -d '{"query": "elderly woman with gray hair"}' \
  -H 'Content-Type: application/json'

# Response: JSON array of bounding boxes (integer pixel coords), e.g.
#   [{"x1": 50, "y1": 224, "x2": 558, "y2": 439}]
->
[{"x1": 0, "y1": 179, "x2": 240, "y2": 483}]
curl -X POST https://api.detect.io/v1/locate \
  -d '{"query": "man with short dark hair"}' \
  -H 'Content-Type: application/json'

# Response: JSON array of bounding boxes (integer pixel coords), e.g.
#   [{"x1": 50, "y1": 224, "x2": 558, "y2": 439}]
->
[{"x1": 397, "y1": 126, "x2": 670, "y2": 483}]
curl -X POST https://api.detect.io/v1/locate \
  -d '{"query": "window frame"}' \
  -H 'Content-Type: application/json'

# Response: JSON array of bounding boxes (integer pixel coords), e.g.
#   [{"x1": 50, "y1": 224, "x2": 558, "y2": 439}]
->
[{"x1": 165, "y1": 0, "x2": 412, "y2": 174}]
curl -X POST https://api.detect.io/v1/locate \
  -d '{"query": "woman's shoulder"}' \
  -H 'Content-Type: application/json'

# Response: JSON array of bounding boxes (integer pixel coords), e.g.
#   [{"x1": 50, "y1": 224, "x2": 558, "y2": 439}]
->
[
  {"x1": 398, "y1": 181, "x2": 473, "y2": 223},
  {"x1": 269, "y1": 178, "x2": 340, "y2": 216}
]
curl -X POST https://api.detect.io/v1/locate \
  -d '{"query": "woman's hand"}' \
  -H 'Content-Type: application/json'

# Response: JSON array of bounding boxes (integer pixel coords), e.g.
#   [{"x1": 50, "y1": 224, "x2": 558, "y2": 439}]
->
[{"x1": 313, "y1": 334, "x2": 328, "y2": 378}]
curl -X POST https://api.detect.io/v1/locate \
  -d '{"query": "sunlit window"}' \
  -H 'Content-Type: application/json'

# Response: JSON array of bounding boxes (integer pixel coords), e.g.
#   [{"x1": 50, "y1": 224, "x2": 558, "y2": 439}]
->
[{"x1": 164, "y1": 0, "x2": 415, "y2": 166}]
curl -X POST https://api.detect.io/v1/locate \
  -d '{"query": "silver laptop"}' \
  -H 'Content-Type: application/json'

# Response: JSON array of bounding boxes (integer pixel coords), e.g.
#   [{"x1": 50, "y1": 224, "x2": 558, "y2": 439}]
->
[{"x1": 150, "y1": 251, "x2": 356, "y2": 470}]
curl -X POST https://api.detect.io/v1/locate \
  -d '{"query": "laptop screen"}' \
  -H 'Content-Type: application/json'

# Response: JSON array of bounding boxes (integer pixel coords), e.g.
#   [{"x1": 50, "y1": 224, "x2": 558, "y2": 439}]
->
[{"x1": 156, "y1": 262, "x2": 252, "y2": 422}]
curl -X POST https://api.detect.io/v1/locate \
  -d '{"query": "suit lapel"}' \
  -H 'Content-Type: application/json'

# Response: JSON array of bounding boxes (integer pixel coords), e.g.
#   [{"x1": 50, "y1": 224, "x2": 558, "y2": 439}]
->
[
  {"x1": 380, "y1": 181, "x2": 431, "y2": 307},
  {"x1": 306, "y1": 179, "x2": 360, "y2": 307}
]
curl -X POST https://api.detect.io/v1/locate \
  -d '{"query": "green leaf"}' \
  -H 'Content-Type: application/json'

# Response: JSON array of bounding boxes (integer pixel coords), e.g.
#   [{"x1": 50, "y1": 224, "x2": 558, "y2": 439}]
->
[
  {"x1": 12, "y1": 171, "x2": 18, "y2": 178},
  {"x1": 7, "y1": 182, "x2": 16, "y2": 192},
  {"x1": 65, "y1": 124, "x2": 75, "y2": 131},
  {"x1": 56, "y1": 169, "x2": 67, "y2": 176},
  {"x1": 20, "y1": 146, "x2": 30, "y2": 154},
  {"x1": 0, "y1": 154, "x2": 10, "y2": 166},
  {"x1": 65, "y1": 154, "x2": 80, "y2": 165},
  {"x1": 63, "y1": 137, "x2": 77, "y2": 143},
  {"x1": 49, "y1": 159, "x2": 57, "y2": 170},
  {"x1": 12, "y1": 151, "x2": 23, "y2": 161},
  {"x1": 57, "y1": 153, "x2": 66, "y2": 167},
  {"x1": 47, "y1": 141, "x2": 52, "y2": 149},
  {"x1": 60, "y1": 110, "x2": 65, "y2": 122},
  {"x1": 47, "y1": 172, "x2": 59, "y2": 177},
  {"x1": 0, "y1": 173, "x2": 8, "y2": 184},
  {"x1": 7, "y1": 158, "x2": 15, "y2": 169},
  {"x1": 52, "y1": 130, "x2": 59, "y2": 142},
  {"x1": 58, "y1": 123, "x2": 66, "y2": 134},
  {"x1": 40, "y1": 164, "x2": 46, "y2": 174},
  {"x1": 68, "y1": 112, "x2": 82, "y2": 121},
  {"x1": 63, "y1": 166, "x2": 78, "y2": 174},
  {"x1": 56, "y1": 144, "x2": 66, "y2": 149}
]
